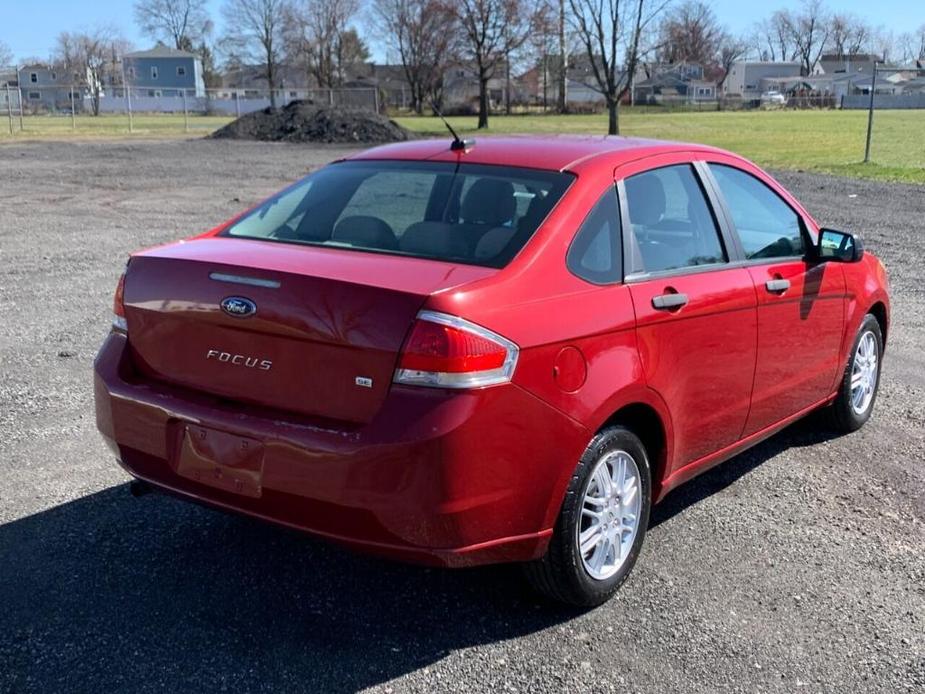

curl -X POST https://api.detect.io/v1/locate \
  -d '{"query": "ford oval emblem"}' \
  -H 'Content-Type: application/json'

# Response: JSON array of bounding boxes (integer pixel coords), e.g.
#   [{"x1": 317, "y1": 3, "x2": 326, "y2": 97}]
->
[{"x1": 221, "y1": 296, "x2": 257, "y2": 318}]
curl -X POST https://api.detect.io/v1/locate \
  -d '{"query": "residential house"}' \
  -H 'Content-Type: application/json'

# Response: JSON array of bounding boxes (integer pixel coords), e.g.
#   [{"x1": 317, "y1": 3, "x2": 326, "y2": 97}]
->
[
  {"x1": 818, "y1": 53, "x2": 882, "y2": 76},
  {"x1": 899, "y1": 76, "x2": 925, "y2": 94},
  {"x1": 218, "y1": 64, "x2": 314, "y2": 99},
  {"x1": 516, "y1": 55, "x2": 611, "y2": 109},
  {"x1": 16, "y1": 63, "x2": 81, "y2": 111},
  {"x1": 344, "y1": 63, "x2": 411, "y2": 109},
  {"x1": 124, "y1": 43, "x2": 205, "y2": 97},
  {"x1": 442, "y1": 64, "x2": 510, "y2": 111},
  {"x1": 760, "y1": 71, "x2": 899, "y2": 103},
  {"x1": 723, "y1": 61, "x2": 803, "y2": 101},
  {"x1": 632, "y1": 63, "x2": 716, "y2": 103}
]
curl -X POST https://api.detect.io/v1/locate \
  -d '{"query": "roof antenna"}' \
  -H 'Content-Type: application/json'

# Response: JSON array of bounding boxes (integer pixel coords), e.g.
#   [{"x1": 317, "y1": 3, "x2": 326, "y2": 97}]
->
[{"x1": 431, "y1": 100, "x2": 474, "y2": 152}]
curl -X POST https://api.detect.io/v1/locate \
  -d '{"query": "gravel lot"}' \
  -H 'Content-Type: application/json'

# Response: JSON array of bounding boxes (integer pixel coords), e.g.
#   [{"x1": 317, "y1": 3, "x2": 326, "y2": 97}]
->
[{"x1": 0, "y1": 139, "x2": 922, "y2": 694}]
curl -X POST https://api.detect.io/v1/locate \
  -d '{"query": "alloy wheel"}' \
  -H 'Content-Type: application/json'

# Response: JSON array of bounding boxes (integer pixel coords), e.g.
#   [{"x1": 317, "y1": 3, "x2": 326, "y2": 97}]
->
[
  {"x1": 576, "y1": 449, "x2": 642, "y2": 581},
  {"x1": 850, "y1": 330, "x2": 879, "y2": 415}
]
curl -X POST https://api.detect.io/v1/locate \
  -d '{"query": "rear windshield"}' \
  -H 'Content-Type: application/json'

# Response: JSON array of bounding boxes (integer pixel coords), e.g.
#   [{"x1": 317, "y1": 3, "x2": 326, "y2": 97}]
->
[{"x1": 221, "y1": 160, "x2": 574, "y2": 268}]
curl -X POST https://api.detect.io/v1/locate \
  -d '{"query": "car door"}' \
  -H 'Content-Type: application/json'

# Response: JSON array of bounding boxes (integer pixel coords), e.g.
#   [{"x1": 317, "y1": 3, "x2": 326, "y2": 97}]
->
[
  {"x1": 703, "y1": 161, "x2": 846, "y2": 436},
  {"x1": 617, "y1": 158, "x2": 758, "y2": 471}
]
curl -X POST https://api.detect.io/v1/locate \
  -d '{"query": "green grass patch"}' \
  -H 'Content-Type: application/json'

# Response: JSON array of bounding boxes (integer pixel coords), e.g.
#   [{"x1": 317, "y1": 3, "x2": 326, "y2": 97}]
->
[
  {"x1": 396, "y1": 109, "x2": 925, "y2": 185},
  {"x1": 0, "y1": 113, "x2": 233, "y2": 139},
  {"x1": 2, "y1": 109, "x2": 922, "y2": 184}
]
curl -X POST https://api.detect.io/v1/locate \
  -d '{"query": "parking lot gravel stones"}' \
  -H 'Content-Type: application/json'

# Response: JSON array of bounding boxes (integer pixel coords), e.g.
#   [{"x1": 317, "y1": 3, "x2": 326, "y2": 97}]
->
[{"x1": 0, "y1": 139, "x2": 922, "y2": 693}]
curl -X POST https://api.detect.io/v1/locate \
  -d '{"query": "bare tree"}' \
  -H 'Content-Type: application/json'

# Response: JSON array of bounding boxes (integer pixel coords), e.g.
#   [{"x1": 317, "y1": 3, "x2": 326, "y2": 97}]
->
[
  {"x1": 134, "y1": 0, "x2": 212, "y2": 50},
  {"x1": 784, "y1": 0, "x2": 831, "y2": 75},
  {"x1": 526, "y1": 0, "x2": 557, "y2": 110},
  {"x1": 898, "y1": 25, "x2": 925, "y2": 64},
  {"x1": 715, "y1": 32, "x2": 747, "y2": 94},
  {"x1": 829, "y1": 13, "x2": 871, "y2": 58},
  {"x1": 751, "y1": 11, "x2": 799, "y2": 63},
  {"x1": 372, "y1": 0, "x2": 458, "y2": 113},
  {"x1": 52, "y1": 26, "x2": 130, "y2": 116},
  {"x1": 0, "y1": 40, "x2": 12, "y2": 67},
  {"x1": 221, "y1": 0, "x2": 290, "y2": 108},
  {"x1": 569, "y1": 0, "x2": 669, "y2": 135},
  {"x1": 54, "y1": 27, "x2": 128, "y2": 116},
  {"x1": 285, "y1": 0, "x2": 364, "y2": 88},
  {"x1": 871, "y1": 28, "x2": 894, "y2": 65},
  {"x1": 455, "y1": 0, "x2": 536, "y2": 129},
  {"x1": 556, "y1": 0, "x2": 569, "y2": 112},
  {"x1": 658, "y1": 1, "x2": 723, "y2": 66}
]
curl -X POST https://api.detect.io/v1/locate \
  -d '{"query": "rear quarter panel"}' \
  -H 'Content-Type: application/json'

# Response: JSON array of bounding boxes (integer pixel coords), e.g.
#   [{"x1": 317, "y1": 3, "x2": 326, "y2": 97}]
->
[{"x1": 424, "y1": 170, "x2": 674, "y2": 524}]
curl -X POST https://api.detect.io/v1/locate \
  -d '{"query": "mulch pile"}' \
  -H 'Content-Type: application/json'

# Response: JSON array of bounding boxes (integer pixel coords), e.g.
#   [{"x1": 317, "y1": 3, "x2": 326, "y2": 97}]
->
[{"x1": 210, "y1": 100, "x2": 412, "y2": 144}]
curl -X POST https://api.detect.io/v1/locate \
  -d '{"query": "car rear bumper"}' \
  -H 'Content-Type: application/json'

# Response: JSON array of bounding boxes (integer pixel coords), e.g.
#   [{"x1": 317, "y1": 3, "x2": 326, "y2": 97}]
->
[{"x1": 94, "y1": 332, "x2": 588, "y2": 567}]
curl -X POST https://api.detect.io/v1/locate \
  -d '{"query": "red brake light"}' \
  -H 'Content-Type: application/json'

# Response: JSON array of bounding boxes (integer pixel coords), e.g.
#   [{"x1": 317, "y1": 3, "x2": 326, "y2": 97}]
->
[
  {"x1": 395, "y1": 311, "x2": 518, "y2": 389},
  {"x1": 112, "y1": 273, "x2": 127, "y2": 332}
]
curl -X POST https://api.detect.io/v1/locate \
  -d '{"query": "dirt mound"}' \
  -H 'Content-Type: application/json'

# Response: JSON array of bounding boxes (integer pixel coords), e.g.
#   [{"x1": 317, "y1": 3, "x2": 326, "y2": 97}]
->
[{"x1": 210, "y1": 100, "x2": 411, "y2": 144}]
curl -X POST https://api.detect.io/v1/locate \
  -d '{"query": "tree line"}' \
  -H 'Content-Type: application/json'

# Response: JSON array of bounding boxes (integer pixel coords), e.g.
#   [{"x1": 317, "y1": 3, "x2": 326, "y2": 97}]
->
[{"x1": 1, "y1": 0, "x2": 923, "y2": 132}]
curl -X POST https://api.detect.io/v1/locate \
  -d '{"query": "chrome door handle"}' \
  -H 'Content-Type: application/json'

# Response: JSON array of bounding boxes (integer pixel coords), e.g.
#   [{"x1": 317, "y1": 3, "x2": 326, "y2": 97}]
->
[
  {"x1": 766, "y1": 278, "x2": 791, "y2": 293},
  {"x1": 652, "y1": 293, "x2": 689, "y2": 310}
]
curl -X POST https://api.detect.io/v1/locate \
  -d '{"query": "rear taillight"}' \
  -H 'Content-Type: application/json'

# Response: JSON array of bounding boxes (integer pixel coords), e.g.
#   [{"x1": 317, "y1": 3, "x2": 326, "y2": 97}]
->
[
  {"x1": 112, "y1": 273, "x2": 127, "y2": 332},
  {"x1": 394, "y1": 311, "x2": 519, "y2": 389}
]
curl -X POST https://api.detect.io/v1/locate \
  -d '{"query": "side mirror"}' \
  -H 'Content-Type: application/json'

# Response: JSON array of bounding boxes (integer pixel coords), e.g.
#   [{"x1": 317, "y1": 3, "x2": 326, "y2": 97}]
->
[{"x1": 817, "y1": 228, "x2": 864, "y2": 263}]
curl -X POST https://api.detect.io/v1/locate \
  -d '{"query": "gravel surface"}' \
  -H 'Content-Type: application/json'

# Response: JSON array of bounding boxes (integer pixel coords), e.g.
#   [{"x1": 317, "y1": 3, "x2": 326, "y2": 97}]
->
[{"x1": 0, "y1": 139, "x2": 922, "y2": 694}]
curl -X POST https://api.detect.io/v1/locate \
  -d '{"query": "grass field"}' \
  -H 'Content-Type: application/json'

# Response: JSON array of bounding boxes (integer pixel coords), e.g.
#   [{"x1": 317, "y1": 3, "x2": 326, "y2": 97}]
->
[
  {"x1": 2, "y1": 108, "x2": 922, "y2": 183},
  {"x1": 0, "y1": 114, "x2": 232, "y2": 138},
  {"x1": 397, "y1": 109, "x2": 925, "y2": 184}
]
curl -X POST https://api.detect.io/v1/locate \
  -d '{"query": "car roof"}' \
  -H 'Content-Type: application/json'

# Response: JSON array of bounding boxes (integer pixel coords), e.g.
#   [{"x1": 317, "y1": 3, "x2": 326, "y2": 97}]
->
[{"x1": 346, "y1": 134, "x2": 728, "y2": 173}]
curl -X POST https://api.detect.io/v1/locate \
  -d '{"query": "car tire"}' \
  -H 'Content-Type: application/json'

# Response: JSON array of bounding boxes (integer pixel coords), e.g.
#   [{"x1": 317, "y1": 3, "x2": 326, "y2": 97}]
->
[
  {"x1": 829, "y1": 313, "x2": 883, "y2": 433},
  {"x1": 524, "y1": 426, "x2": 651, "y2": 607}
]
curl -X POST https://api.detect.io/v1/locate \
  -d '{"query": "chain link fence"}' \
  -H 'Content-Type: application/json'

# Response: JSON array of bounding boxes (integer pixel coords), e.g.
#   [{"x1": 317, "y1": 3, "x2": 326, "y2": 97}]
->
[{"x1": 1, "y1": 80, "x2": 379, "y2": 134}]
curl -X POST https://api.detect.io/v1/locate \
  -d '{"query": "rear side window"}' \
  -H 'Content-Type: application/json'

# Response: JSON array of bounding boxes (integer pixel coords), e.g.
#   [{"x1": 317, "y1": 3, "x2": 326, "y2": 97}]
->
[
  {"x1": 567, "y1": 187, "x2": 622, "y2": 284},
  {"x1": 222, "y1": 161, "x2": 573, "y2": 268},
  {"x1": 709, "y1": 164, "x2": 804, "y2": 259},
  {"x1": 623, "y1": 165, "x2": 726, "y2": 274}
]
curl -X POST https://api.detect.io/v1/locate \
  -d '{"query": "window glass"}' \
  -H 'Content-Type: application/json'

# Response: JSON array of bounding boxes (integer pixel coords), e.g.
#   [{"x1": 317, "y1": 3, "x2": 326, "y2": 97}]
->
[
  {"x1": 624, "y1": 165, "x2": 726, "y2": 274},
  {"x1": 567, "y1": 187, "x2": 621, "y2": 284},
  {"x1": 710, "y1": 164, "x2": 804, "y2": 259},
  {"x1": 336, "y1": 171, "x2": 434, "y2": 236},
  {"x1": 222, "y1": 161, "x2": 573, "y2": 268}
]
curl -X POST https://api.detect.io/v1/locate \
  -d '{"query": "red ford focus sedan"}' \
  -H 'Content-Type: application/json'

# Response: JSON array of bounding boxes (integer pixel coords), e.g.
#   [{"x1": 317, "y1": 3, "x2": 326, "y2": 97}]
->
[{"x1": 94, "y1": 135, "x2": 889, "y2": 606}]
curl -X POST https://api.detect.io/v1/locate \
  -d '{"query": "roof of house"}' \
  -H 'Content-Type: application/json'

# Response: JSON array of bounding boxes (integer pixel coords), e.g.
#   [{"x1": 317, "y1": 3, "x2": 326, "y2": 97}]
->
[
  {"x1": 734, "y1": 61, "x2": 802, "y2": 68},
  {"x1": 820, "y1": 53, "x2": 881, "y2": 63},
  {"x1": 348, "y1": 135, "x2": 726, "y2": 173},
  {"x1": 125, "y1": 43, "x2": 198, "y2": 60}
]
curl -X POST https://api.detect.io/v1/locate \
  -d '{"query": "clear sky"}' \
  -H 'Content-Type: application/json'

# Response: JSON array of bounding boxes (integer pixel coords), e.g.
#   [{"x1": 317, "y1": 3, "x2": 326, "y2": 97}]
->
[{"x1": 1, "y1": 0, "x2": 921, "y2": 64}]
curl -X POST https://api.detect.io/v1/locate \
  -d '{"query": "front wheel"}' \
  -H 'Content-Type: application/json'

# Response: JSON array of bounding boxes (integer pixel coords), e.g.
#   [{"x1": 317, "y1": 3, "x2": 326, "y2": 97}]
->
[
  {"x1": 524, "y1": 426, "x2": 651, "y2": 606},
  {"x1": 830, "y1": 313, "x2": 883, "y2": 432}
]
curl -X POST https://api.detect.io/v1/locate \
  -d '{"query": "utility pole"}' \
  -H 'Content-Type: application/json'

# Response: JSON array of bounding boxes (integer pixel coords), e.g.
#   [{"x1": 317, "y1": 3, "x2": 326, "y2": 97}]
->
[
  {"x1": 6, "y1": 83, "x2": 13, "y2": 135},
  {"x1": 557, "y1": 0, "x2": 568, "y2": 112},
  {"x1": 119, "y1": 59, "x2": 134, "y2": 133},
  {"x1": 863, "y1": 63, "x2": 877, "y2": 163},
  {"x1": 16, "y1": 78, "x2": 24, "y2": 130}
]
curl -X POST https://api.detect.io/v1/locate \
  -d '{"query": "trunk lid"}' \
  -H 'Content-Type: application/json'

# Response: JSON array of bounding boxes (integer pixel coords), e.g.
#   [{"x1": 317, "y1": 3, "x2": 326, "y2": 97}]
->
[{"x1": 123, "y1": 237, "x2": 496, "y2": 423}]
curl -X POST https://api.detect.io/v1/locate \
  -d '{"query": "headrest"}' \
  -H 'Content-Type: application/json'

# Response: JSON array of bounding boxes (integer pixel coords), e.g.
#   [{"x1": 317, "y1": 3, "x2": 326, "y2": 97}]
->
[
  {"x1": 625, "y1": 174, "x2": 666, "y2": 226},
  {"x1": 460, "y1": 179, "x2": 516, "y2": 227},
  {"x1": 400, "y1": 222, "x2": 469, "y2": 258},
  {"x1": 474, "y1": 227, "x2": 516, "y2": 260},
  {"x1": 332, "y1": 216, "x2": 397, "y2": 249}
]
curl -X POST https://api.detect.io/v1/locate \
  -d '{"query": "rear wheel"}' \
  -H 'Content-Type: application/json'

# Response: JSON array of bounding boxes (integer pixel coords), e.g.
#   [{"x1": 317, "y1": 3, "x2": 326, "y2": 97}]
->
[
  {"x1": 525, "y1": 426, "x2": 651, "y2": 606},
  {"x1": 830, "y1": 314, "x2": 883, "y2": 432}
]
